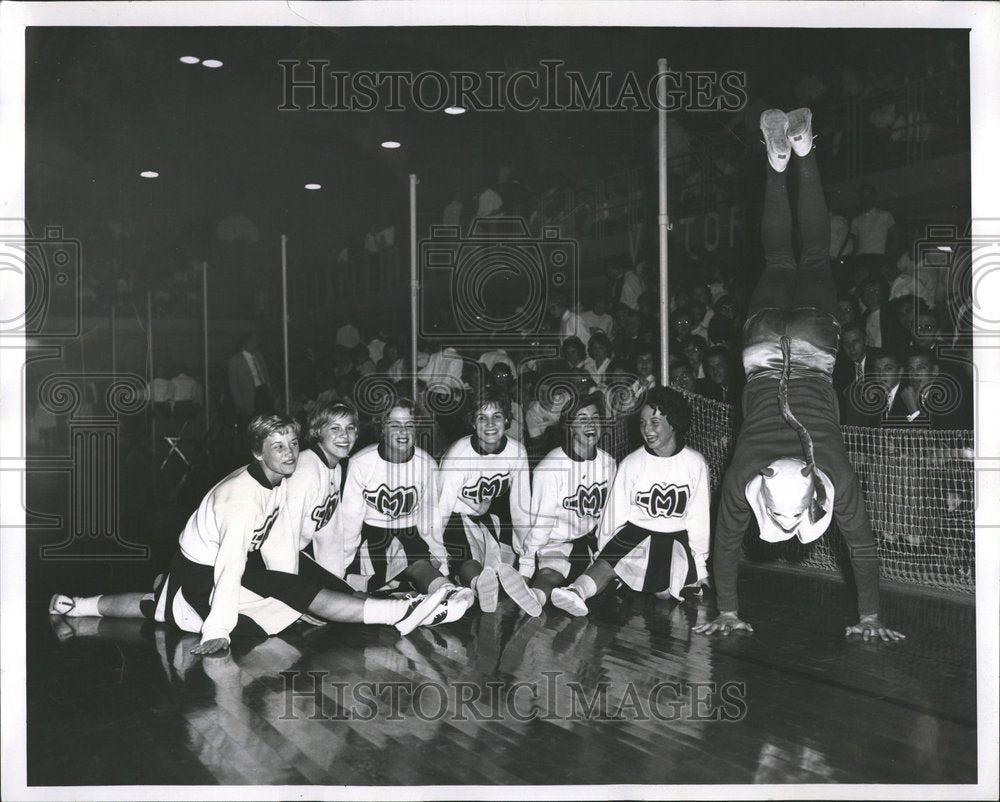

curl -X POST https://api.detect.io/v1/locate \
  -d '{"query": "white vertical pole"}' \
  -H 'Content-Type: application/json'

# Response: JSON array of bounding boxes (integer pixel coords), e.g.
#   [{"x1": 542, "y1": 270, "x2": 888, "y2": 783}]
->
[
  {"x1": 281, "y1": 235, "x2": 291, "y2": 413},
  {"x1": 202, "y1": 261, "x2": 210, "y2": 432},
  {"x1": 410, "y1": 174, "x2": 419, "y2": 403},
  {"x1": 110, "y1": 304, "x2": 117, "y2": 377},
  {"x1": 657, "y1": 57, "x2": 671, "y2": 386}
]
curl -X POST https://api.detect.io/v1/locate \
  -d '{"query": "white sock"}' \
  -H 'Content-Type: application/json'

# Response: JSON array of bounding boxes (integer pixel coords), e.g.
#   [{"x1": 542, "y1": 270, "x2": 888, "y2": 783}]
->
[
  {"x1": 531, "y1": 588, "x2": 545, "y2": 606},
  {"x1": 363, "y1": 598, "x2": 409, "y2": 625},
  {"x1": 427, "y1": 576, "x2": 450, "y2": 594},
  {"x1": 571, "y1": 576, "x2": 598, "y2": 600},
  {"x1": 470, "y1": 575, "x2": 479, "y2": 593},
  {"x1": 67, "y1": 595, "x2": 103, "y2": 617}
]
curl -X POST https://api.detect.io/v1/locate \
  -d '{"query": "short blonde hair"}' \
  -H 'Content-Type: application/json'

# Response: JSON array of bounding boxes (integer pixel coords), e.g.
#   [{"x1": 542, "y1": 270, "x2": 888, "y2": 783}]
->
[{"x1": 248, "y1": 414, "x2": 300, "y2": 455}]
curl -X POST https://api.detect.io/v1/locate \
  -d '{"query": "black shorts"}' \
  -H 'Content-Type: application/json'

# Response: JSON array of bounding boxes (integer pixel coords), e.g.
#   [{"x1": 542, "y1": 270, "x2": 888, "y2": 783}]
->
[
  {"x1": 148, "y1": 550, "x2": 325, "y2": 638},
  {"x1": 597, "y1": 522, "x2": 695, "y2": 594},
  {"x1": 346, "y1": 523, "x2": 432, "y2": 591}
]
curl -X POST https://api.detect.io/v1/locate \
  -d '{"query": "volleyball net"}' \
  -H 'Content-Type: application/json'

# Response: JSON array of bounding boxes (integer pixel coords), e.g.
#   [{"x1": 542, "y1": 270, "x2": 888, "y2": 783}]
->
[{"x1": 604, "y1": 392, "x2": 976, "y2": 594}]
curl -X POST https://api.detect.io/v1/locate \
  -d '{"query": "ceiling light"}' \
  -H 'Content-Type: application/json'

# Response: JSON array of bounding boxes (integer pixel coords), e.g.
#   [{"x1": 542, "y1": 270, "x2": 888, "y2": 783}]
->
[
  {"x1": 179, "y1": 56, "x2": 200, "y2": 65},
  {"x1": 202, "y1": 59, "x2": 224, "y2": 69},
  {"x1": 304, "y1": 183, "x2": 322, "y2": 190},
  {"x1": 381, "y1": 141, "x2": 401, "y2": 149},
  {"x1": 139, "y1": 171, "x2": 159, "y2": 178},
  {"x1": 444, "y1": 106, "x2": 466, "y2": 115}
]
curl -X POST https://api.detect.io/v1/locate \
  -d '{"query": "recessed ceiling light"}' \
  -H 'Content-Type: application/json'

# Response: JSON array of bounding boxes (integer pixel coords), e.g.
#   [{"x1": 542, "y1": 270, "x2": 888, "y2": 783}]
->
[
  {"x1": 304, "y1": 183, "x2": 322, "y2": 190},
  {"x1": 202, "y1": 59, "x2": 224, "y2": 69},
  {"x1": 444, "y1": 106, "x2": 466, "y2": 115},
  {"x1": 381, "y1": 141, "x2": 401, "y2": 149},
  {"x1": 140, "y1": 171, "x2": 159, "y2": 179},
  {"x1": 179, "y1": 56, "x2": 200, "y2": 65}
]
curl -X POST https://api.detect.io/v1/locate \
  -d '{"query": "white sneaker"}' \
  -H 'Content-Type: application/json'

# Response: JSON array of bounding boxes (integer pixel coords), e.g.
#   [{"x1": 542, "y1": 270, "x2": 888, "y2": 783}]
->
[
  {"x1": 759, "y1": 109, "x2": 790, "y2": 172},
  {"x1": 394, "y1": 587, "x2": 449, "y2": 636},
  {"x1": 786, "y1": 107, "x2": 813, "y2": 157},
  {"x1": 48, "y1": 594, "x2": 75, "y2": 615},
  {"x1": 424, "y1": 585, "x2": 475, "y2": 627},
  {"x1": 497, "y1": 564, "x2": 542, "y2": 617},
  {"x1": 551, "y1": 586, "x2": 589, "y2": 617}
]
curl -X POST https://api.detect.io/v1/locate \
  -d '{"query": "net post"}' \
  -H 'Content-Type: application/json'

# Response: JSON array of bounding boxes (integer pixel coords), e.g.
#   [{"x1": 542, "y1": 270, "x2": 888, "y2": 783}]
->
[{"x1": 657, "y1": 57, "x2": 670, "y2": 386}]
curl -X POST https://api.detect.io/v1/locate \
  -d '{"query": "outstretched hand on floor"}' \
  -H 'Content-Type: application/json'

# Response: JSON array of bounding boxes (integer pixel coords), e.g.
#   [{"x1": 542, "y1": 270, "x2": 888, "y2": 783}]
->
[
  {"x1": 191, "y1": 637, "x2": 230, "y2": 655},
  {"x1": 692, "y1": 611, "x2": 754, "y2": 636},
  {"x1": 845, "y1": 615, "x2": 906, "y2": 642}
]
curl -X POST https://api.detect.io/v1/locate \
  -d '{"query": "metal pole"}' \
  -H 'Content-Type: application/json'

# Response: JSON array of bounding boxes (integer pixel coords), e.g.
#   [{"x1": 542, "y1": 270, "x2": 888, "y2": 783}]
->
[
  {"x1": 202, "y1": 261, "x2": 210, "y2": 432},
  {"x1": 147, "y1": 289, "x2": 155, "y2": 452},
  {"x1": 281, "y1": 235, "x2": 291, "y2": 413},
  {"x1": 110, "y1": 304, "x2": 117, "y2": 378},
  {"x1": 657, "y1": 57, "x2": 671, "y2": 386},
  {"x1": 410, "y1": 174, "x2": 419, "y2": 403}
]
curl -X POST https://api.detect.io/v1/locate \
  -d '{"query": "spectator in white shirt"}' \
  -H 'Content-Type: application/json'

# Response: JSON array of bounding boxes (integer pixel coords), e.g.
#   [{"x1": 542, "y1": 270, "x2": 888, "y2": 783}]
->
[
  {"x1": 478, "y1": 347, "x2": 516, "y2": 373},
  {"x1": 547, "y1": 291, "x2": 591, "y2": 347},
  {"x1": 149, "y1": 365, "x2": 173, "y2": 423},
  {"x1": 170, "y1": 369, "x2": 203, "y2": 424},
  {"x1": 367, "y1": 330, "x2": 386, "y2": 365},
  {"x1": 891, "y1": 251, "x2": 940, "y2": 310},
  {"x1": 581, "y1": 294, "x2": 615, "y2": 339},
  {"x1": 850, "y1": 185, "x2": 896, "y2": 272},
  {"x1": 476, "y1": 186, "x2": 503, "y2": 217}
]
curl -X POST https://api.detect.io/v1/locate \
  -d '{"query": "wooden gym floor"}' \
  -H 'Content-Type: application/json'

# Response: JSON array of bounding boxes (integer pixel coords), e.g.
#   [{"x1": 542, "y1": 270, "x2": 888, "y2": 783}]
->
[{"x1": 26, "y1": 561, "x2": 976, "y2": 787}]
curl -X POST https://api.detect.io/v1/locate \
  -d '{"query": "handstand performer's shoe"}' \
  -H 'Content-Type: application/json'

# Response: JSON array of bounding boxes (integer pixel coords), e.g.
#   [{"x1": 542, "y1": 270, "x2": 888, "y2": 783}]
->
[
  {"x1": 786, "y1": 107, "x2": 814, "y2": 157},
  {"x1": 760, "y1": 109, "x2": 791, "y2": 172}
]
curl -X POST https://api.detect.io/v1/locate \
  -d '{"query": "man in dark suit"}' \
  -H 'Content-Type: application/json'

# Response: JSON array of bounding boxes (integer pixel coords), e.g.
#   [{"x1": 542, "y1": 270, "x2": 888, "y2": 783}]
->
[
  {"x1": 702, "y1": 345, "x2": 741, "y2": 408},
  {"x1": 842, "y1": 348, "x2": 909, "y2": 427},
  {"x1": 228, "y1": 333, "x2": 275, "y2": 429},
  {"x1": 900, "y1": 347, "x2": 973, "y2": 430},
  {"x1": 833, "y1": 322, "x2": 868, "y2": 420}
]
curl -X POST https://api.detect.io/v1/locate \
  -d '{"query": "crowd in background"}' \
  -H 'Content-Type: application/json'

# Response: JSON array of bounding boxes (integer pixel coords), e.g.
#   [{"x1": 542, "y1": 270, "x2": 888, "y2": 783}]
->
[{"x1": 263, "y1": 176, "x2": 974, "y2": 469}]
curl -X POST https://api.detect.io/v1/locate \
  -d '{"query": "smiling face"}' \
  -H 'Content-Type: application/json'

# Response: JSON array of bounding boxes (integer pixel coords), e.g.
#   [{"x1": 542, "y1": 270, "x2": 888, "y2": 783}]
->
[
  {"x1": 383, "y1": 406, "x2": 417, "y2": 458},
  {"x1": 568, "y1": 403, "x2": 601, "y2": 458},
  {"x1": 316, "y1": 412, "x2": 358, "y2": 464},
  {"x1": 473, "y1": 403, "x2": 507, "y2": 452},
  {"x1": 255, "y1": 429, "x2": 299, "y2": 484},
  {"x1": 639, "y1": 405, "x2": 677, "y2": 457}
]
